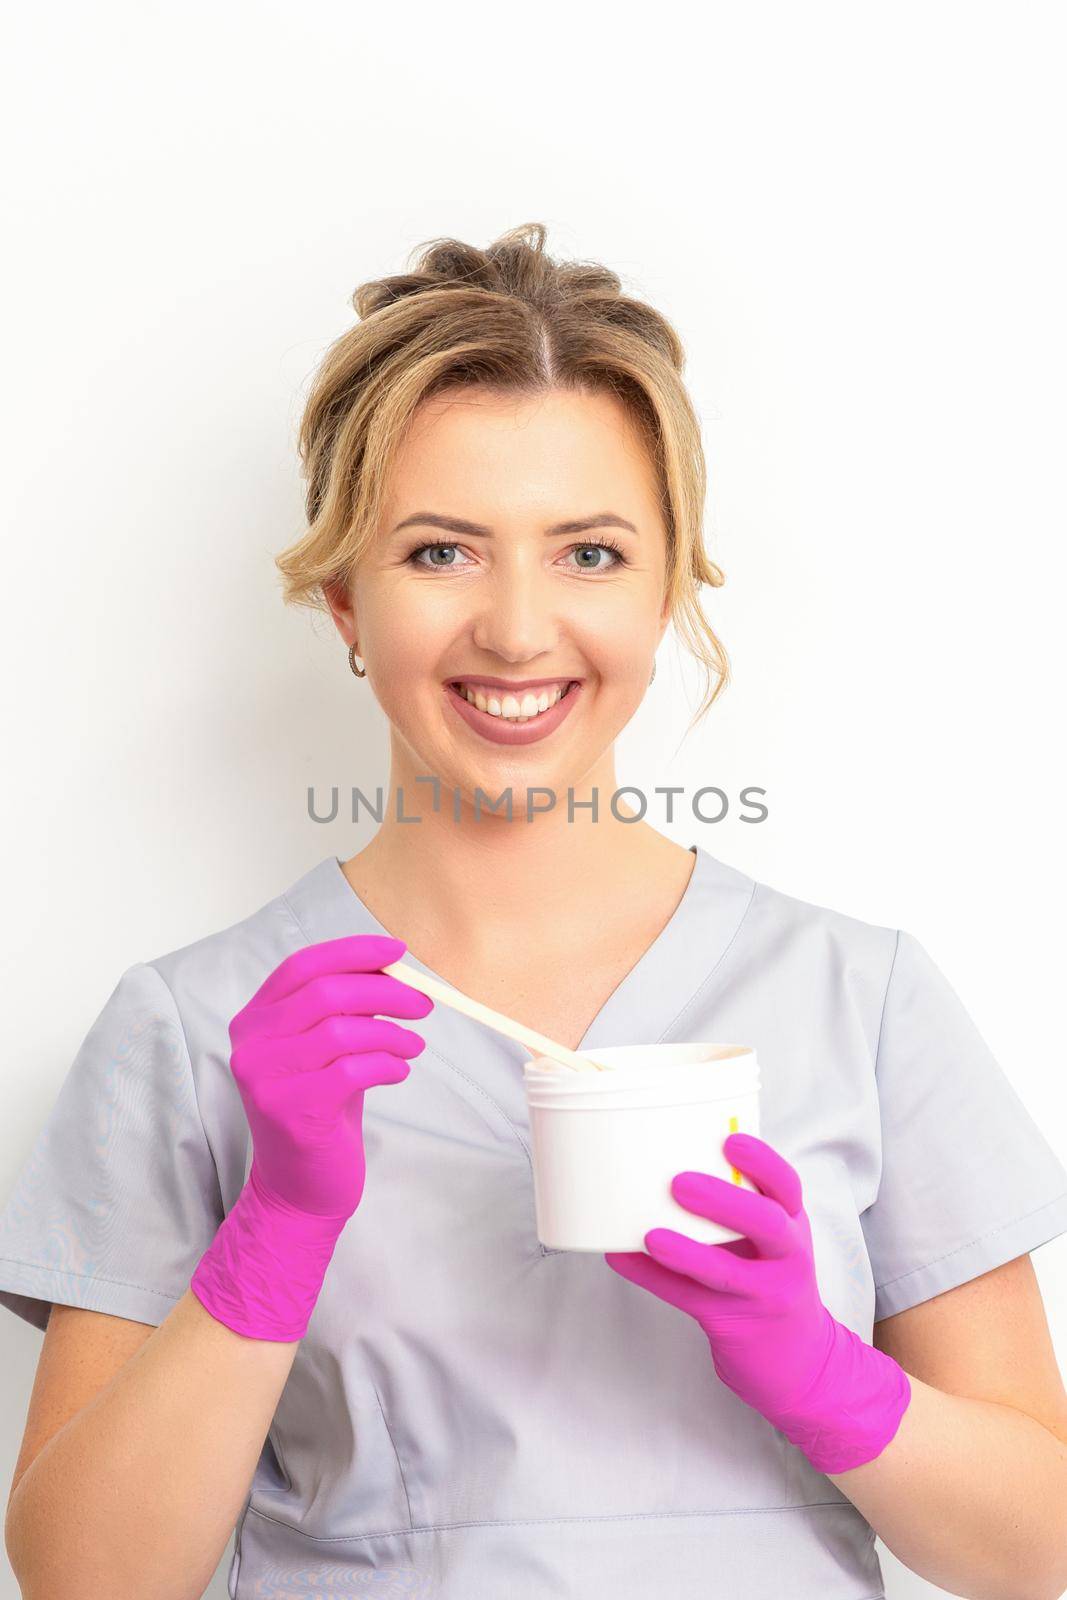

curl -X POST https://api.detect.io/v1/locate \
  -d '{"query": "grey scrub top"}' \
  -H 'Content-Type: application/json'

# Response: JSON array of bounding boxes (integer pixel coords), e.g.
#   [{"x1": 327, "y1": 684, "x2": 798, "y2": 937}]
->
[{"x1": 3, "y1": 844, "x2": 1067, "y2": 1600}]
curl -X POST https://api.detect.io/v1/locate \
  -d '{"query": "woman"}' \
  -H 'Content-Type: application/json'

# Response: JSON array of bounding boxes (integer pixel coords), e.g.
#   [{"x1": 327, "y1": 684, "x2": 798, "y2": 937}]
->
[{"x1": 4, "y1": 223, "x2": 1067, "y2": 1600}]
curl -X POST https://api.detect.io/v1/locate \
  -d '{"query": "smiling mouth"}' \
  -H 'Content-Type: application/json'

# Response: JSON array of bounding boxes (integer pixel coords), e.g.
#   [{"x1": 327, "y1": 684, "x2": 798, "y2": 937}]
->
[{"x1": 448, "y1": 680, "x2": 580, "y2": 722}]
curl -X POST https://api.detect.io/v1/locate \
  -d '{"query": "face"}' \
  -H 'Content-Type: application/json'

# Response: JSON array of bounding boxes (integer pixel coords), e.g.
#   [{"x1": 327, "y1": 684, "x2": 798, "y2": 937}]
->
[{"x1": 326, "y1": 385, "x2": 671, "y2": 812}]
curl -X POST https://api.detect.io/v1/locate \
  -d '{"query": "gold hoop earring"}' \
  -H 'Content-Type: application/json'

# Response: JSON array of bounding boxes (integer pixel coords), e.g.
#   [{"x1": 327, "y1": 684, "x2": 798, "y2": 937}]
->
[{"x1": 348, "y1": 644, "x2": 366, "y2": 678}]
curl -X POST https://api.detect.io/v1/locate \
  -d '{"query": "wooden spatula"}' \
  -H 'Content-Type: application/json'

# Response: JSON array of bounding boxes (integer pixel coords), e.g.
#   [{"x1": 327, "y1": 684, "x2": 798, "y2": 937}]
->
[{"x1": 381, "y1": 959, "x2": 610, "y2": 1073}]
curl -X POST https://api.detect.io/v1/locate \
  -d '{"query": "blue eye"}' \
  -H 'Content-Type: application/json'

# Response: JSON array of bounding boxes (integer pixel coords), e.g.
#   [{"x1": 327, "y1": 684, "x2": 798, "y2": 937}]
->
[
  {"x1": 407, "y1": 543, "x2": 472, "y2": 570},
  {"x1": 566, "y1": 540, "x2": 626, "y2": 572}
]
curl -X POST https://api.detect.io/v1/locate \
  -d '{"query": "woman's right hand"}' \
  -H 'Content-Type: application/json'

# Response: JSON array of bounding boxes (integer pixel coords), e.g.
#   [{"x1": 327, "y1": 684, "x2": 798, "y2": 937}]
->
[
  {"x1": 190, "y1": 934, "x2": 433, "y2": 1342},
  {"x1": 230, "y1": 933, "x2": 433, "y2": 1221}
]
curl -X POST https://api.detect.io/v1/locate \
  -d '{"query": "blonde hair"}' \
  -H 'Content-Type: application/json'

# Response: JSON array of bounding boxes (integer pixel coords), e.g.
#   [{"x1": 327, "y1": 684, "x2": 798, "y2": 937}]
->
[{"x1": 276, "y1": 222, "x2": 730, "y2": 726}]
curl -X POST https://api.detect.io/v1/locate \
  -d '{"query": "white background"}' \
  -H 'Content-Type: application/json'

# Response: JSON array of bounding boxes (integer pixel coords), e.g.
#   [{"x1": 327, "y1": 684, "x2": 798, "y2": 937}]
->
[{"x1": 1, "y1": 3, "x2": 1065, "y2": 1595}]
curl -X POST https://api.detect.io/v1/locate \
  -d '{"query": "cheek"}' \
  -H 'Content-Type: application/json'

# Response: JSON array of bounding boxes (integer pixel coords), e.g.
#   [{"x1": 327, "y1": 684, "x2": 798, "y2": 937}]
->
[
  {"x1": 576, "y1": 586, "x2": 661, "y2": 647},
  {"x1": 584, "y1": 630, "x2": 657, "y2": 686},
  {"x1": 364, "y1": 590, "x2": 449, "y2": 671}
]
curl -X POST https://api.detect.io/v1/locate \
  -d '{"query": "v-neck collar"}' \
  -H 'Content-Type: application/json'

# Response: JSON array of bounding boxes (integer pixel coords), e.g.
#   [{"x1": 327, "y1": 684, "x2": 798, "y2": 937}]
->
[{"x1": 282, "y1": 842, "x2": 756, "y2": 1078}]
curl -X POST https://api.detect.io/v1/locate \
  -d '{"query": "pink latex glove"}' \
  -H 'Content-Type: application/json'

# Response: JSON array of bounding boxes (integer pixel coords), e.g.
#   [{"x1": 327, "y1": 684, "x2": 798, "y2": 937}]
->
[
  {"x1": 190, "y1": 934, "x2": 433, "y2": 1342},
  {"x1": 604, "y1": 1132, "x2": 912, "y2": 1473}
]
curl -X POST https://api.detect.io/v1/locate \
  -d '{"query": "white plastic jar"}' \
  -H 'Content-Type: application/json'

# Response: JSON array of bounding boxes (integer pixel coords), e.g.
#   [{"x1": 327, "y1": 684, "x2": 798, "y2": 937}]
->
[{"x1": 522, "y1": 1042, "x2": 761, "y2": 1252}]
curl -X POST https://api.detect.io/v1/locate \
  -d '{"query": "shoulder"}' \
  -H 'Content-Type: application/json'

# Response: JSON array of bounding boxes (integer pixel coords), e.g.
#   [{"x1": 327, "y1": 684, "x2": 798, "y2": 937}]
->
[{"x1": 712, "y1": 851, "x2": 900, "y2": 996}]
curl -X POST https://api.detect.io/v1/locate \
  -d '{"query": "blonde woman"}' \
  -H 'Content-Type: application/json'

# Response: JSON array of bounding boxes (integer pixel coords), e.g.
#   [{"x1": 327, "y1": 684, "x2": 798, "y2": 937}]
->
[{"x1": 4, "y1": 224, "x2": 1067, "y2": 1600}]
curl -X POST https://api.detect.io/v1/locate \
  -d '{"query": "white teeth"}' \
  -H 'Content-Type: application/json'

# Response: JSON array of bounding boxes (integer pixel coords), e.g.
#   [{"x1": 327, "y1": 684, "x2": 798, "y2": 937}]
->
[{"x1": 455, "y1": 683, "x2": 570, "y2": 721}]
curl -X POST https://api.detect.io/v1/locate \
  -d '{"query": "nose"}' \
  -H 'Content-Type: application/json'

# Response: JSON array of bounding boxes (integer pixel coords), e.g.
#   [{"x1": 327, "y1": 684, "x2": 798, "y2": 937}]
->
[{"x1": 470, "y1": 559, "x2": 564, "y2": 664}]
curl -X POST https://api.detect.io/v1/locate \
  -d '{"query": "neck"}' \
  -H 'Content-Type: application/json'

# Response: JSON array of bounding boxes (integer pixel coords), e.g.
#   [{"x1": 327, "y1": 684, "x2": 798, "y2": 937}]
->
[{"x1": 340, "y1": 751, "x2": 680, "y2": 963}]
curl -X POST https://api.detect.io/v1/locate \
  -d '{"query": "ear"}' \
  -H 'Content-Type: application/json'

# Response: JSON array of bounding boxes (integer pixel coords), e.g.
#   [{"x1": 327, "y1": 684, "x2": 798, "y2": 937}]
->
[{"x1": 322, "y1": 576, "x2": 357, "y2": 648}]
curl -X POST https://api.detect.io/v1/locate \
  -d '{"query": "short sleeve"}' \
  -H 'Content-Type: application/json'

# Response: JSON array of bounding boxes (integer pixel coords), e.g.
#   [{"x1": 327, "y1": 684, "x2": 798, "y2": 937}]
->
[
  {"x1": 861, "y1": 929, "x2": 1067, "y2": 1322},
  {"x1": 0, "y1": 961, "x2": 224, "y2": 1333}
]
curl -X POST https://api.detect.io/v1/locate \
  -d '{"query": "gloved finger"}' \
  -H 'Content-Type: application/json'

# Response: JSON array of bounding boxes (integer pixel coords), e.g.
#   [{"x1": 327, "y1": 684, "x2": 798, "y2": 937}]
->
[
  {"x1": 604, "y1": 1248, "x2": 723, "y2": 1316},
  {"x1": 239, "y1": 935, "x2": 409, "y2": 1016},
  {"x1": 242, "y1": 969, "x2": 434, "y2": 1045},
  {"x1": 642, "y1": 1229, "x2": 756, "y2": 1295},
  {"x1": 723, "y1": 1133, "x2": 804, "y2": 1217},
  {"x1": 670, "y1": 1171, "x2": 795, "y2": 1259},
  {"x1": 257, "y1": 1049, "x2": 410, "y2": 1124},
  {"x1": 241, "y1": 985, "x2": 428, "y2": 1062},
  {"x1": 308, "y1": 1051, "x2": 412, "y2": 1113},
  {"x1": 232, "y1": 1014, "x2": 425, "y2": 1087}
]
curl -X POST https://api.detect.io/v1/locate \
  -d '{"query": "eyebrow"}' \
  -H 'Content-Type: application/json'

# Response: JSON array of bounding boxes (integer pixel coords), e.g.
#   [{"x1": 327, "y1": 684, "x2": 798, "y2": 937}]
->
[{"x1": 391, "y1": 511, "x2": 639, "y2": 538}]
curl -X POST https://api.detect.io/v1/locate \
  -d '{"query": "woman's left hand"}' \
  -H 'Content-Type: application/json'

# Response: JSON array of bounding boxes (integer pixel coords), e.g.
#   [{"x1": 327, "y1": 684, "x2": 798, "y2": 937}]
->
[{"x1": 604, "y1": 1132, "x2": 912, "y2": 1473}]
